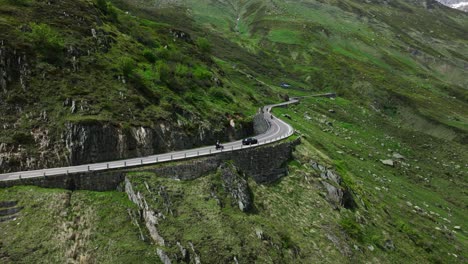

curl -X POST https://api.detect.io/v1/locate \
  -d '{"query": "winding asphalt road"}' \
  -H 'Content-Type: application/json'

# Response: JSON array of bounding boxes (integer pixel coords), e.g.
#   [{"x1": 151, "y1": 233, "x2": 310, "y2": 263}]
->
[{"x1": 0, "y1": 99, "x2": 299, "y2": 182}]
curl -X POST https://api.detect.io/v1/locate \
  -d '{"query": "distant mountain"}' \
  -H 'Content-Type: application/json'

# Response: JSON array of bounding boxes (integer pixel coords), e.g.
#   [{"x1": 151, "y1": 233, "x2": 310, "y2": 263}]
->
[{"x1": 437, "y1": 0, "x2": 468, "y2": 11}]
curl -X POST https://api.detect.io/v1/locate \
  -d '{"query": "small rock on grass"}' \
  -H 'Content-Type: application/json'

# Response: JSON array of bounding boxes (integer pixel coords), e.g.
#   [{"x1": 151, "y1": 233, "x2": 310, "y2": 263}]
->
[{"x1": 380, "y1": 159, "x2": 394, "y2": 167}]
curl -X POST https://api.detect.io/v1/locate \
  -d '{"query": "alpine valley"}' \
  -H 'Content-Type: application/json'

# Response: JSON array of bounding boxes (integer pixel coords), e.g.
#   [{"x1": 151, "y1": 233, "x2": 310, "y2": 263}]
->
[{"x1": 0, "y1": 0, "x2": 466, "y2": 263}]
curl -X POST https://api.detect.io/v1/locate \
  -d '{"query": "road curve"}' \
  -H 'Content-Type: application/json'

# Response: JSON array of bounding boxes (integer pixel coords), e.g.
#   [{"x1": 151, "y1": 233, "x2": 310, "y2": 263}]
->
[{"x1": 0, "y1": 99, "x2": 299, "y2": 182}]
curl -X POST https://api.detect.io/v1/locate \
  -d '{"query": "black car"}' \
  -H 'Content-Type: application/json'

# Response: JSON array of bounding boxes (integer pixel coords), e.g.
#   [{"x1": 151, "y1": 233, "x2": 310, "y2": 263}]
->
[{"x1": 242, "y1": 137, "x2": 258, "y2": 145}]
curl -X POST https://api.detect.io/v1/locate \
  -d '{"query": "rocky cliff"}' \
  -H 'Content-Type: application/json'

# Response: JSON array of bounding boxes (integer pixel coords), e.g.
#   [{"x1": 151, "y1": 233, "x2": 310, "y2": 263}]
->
[{"x1": 0, "y1": 119, "x2": 253, "y2": 173}]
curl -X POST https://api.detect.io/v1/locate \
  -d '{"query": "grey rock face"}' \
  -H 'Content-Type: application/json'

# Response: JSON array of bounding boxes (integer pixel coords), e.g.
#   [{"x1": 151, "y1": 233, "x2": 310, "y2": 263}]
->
[
  {"x1": 0, "y1": 117, "x2": 252, "y2": 173},
  {"x1": 311, "y1": 161, "x2": 357, "y2": 210},
  {"x1": 0, "y1": 43, "x2": 29, "y2": 93},
  {"x1": 125, "y1": 178, "x2": 165, "y2": 246},
  {"x1": 220, "y1": 163, "x2": 253, "y2": 212},
  {"x1": 64, "y1": 120, "x2": 252, "y2": 166},
  {"x1": 157, "y1": 248, "x2": 172, "y2": 264}
]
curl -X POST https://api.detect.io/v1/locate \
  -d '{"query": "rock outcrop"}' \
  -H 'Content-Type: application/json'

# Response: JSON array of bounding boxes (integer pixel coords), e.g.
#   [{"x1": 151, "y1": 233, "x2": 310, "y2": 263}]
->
[
  {"x1": 220, "y1": 163, "x2": 253, "y2": 212},
  {"x1": 310, "y1": 161, "x2": 357, "y2": 210},
  {"x1": 0, "y1": 118, "x2": 253, "y2": 173},
  {"x1": 125, "y1": 178, "x2": 171, "y2": 264},
  {"x1": 0, "y1": 42, "x2": 30, "y2": 93},
  {"x1": 64, "y1": 121, "x2": 250, "y2": 165}
]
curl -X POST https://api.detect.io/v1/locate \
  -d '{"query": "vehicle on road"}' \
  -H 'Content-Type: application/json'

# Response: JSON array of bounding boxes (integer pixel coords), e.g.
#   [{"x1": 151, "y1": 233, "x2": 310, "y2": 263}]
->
[
  {"x1": 242, "y1": 137, "x2": 258, "y2": 145},
  {"x1": 215, "y1": 140, "x2": 224, "y2": 150},
  {"x1": 215, "y1": 144, "x2": 224, "y2": 150}
]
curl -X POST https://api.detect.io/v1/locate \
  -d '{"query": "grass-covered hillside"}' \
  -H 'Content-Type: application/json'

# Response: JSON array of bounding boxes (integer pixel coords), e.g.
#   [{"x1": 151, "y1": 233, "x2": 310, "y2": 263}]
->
[
  {"x1": 0, "y1": 0, "x2": 467, "y2": 263},
  {"x1": 120, "y1": 0, "x2": 468, "y2": 138},
  {"x1": 0, "y1": 0, "x2": 283, "y2": 171}
]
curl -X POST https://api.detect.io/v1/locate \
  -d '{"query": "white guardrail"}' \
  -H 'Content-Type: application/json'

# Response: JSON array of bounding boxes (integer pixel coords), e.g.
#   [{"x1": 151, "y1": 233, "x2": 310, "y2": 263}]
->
[{"x1": 1, "y1": 100, "x2": 298, "y2": 182}]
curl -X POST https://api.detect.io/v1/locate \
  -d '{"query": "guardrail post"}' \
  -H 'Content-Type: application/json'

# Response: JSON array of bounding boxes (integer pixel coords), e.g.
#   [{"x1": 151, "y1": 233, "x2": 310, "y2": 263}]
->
[
  {"x1": 124, "y1": 161, "x2": 127, "y2": 167},
  {"x1": 209, "y1": 149, "x2": 211, "y2": 154},
  {"x1": 141, "y1": 159, "x2": 143, "y2": 165},
  {"x1": 184, "y1": 153, "x2": 187, "y2": 158},
  {"x1": 19, "y1": 174, "x2": 22, "y2": 180},
  {"x1": 87, "y1": 166, "x2": 90, "y2": 171},
  {"x1": 171, "y1": 154, "x2": 173, "y2": 160},
  {"x1": 43, "y1": 171, "x2": 46, "y2": 176},
  {"x1": 107, "y1": 163, "x2": 109, "y2": 169},
  {"x1": 66, "y1": 170, "x2": 69, "y2": 175},
  {"x1": 231, "y1": 146, "x2": 233, "y2": 151},
  {"x1": 156, "y1": 156, "x2": 158, "y2": 162},
  {"x1": 197, "y1": 151, "x2": 199, "y2": 156}
]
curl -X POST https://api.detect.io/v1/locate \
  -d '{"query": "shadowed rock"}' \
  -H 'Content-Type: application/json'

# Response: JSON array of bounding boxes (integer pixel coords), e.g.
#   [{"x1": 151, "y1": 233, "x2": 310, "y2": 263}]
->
[
  {"x1": 220, "y1": 163, "x2": 253, "y2": 212},
  {"x1": 311, "y1": 161, "x2": 357, "y2": 210}
]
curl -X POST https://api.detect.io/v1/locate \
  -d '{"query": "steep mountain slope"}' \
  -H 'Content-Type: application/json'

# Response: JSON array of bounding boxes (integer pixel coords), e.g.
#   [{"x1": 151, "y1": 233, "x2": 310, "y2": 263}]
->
[
  {"x1": 0, "y1": 0, "x2": 467, "y2": 263},
  {"x1": 118, "y1": 0, "x2": 468, "y2": 139},
  {"x1": 0, "y1": 0, "x2": 278, "y2": 172}
]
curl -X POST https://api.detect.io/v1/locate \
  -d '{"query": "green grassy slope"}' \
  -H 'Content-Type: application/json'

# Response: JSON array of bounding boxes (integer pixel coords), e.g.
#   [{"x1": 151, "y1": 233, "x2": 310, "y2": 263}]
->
[
  {"x1": 0, "y1": 0, "x2": 467, "y2": 262},
  {"x1": 119, "y1": 0, "x2": 467, "y2": 139},
  {"x1": 272, "y1": 97, "x2": 467, "y2": 263},
  {"x1": 0, "y1": 0, "x2": 275, "y2": 149},
  {"x1": 0, "y1": 186, "x2": 160, "y2": 263}
]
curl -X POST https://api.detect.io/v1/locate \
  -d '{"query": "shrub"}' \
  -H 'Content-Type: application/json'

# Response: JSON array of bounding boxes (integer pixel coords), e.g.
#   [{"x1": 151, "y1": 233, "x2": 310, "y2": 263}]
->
[
  {"x1": 156, "y1": 47, "x2": 170, "y2": 60},
  {"x1": 193, "y1": 66, "x2": 211, "y2": 80},
  {"x1": 196, "y1": 37, "x2": 212, "y2": 53},
  {"x1": 175, "y1": 64, "x2": 189, "y2": 77},
  {"x1": 26, "y1": 23, "x2": 64, "y2": 62},
  {"x1": 107, "y1": 4, "x2": 119, "y2": 22},
  {"x1": 95, "y1": 0, "x2": 118, "y2": 21},
  {"x1": 96, "y1": 0, "x2": 108, "y2": 13},
  {"x1": 156, "y1": 61, "x2": 171, "y2": 83},
  {"x1": 143, "y1": 49, "x2": 157, "y2": 63},
  {"x1": 118, "y1": 57, "x2": 135, "y2": 77}
]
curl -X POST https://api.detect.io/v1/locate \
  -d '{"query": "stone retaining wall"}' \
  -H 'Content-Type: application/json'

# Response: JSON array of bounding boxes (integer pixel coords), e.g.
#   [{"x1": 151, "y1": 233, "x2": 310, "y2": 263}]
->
[{"x1": 0, "y1": 139, "x2": 299, "y2": 191}]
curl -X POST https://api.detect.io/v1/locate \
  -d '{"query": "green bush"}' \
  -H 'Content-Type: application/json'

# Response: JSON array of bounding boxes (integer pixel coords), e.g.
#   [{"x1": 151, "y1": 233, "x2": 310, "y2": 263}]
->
[
  {"x1": 175, "y1": 64, "x2": 189, "y2": 77},
  {"x1": 118, "y1": 57, "x2": 135, "y2": 77},
  {"x1": 107, "y1": 4, "x2": 119, "y2": 22},
  {"x1": 96, "y1": 0, "x2": 108, "y2": 13},
  {"x1": 95, "y1": 0, "x2": 118, "y2": 21},
  {"x1": 156, "y1": 47, "x2": 170, "y2": 60},
  {"x1": 193, "y1": 66, "x2": 211, "y2": 80},
  {"x1": 156, "y1": 61, "x2": 171, "y2": 83},
  {"x1": 143, "y1": 49, "x2": 157, "y2": 63},
  {"x1": 26, "y1": 23, "x2": 64, "y2": 62},
  {"x1": 196, "y1": 37, "x2": 212, "y2": 53}
]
